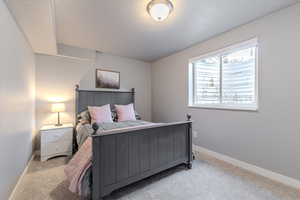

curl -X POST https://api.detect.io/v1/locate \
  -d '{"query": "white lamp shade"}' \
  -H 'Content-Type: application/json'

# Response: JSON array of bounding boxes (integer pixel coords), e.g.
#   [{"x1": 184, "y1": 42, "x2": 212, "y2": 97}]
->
[
  {"x1": 147, "y1": 0, "x2": 173, "y2": 21},
  {"x1": 51, "y1": 103, "x2": 66, "y2": 113}
]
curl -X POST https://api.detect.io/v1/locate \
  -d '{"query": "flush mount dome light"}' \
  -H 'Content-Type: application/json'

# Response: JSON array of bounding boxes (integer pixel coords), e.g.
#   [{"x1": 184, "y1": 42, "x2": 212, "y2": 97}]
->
[{"x1": 147, "y1": 0, "x2": 174, "y2": 22}]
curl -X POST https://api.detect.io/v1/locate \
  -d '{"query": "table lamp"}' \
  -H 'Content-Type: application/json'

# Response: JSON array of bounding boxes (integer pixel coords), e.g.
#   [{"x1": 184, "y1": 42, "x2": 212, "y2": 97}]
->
[{"x1": 51, "y1": 103, "x2": 66, "y2": 126}]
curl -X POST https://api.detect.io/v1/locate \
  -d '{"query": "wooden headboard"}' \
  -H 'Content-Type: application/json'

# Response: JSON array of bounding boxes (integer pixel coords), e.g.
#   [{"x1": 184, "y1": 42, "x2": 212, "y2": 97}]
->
[{"x1": 75, "y1": 85, "x2": 135, "y2": 124}]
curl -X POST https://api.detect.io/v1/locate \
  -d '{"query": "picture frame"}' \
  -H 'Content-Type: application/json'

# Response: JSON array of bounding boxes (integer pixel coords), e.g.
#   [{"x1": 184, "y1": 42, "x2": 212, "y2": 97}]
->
[{"x1": 95, "y1": 69, "x2": 120, "y2": 89}]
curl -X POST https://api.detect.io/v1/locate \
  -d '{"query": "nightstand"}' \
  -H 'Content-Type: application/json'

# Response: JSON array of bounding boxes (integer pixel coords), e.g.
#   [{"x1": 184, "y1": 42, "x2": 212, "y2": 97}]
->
[{"x1": 40, "y1": 124, "x2": 73, "y2": 161}]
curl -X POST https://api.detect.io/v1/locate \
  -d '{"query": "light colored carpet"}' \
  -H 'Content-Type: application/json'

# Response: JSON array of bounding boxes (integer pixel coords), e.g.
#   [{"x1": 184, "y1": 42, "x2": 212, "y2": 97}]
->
[{"x1": 12, "y1": 152, "x2": 300, "y2": 200}]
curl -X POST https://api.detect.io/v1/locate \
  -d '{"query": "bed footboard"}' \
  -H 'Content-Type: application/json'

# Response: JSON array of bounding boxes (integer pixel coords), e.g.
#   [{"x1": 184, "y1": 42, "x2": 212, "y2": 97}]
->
[{"x1": 92, "y1": 116, "x2": 192, "y2": 200}]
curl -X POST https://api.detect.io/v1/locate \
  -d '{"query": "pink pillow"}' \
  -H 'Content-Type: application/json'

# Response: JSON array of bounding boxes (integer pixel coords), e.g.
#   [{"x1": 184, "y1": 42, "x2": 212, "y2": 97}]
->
[
  {"x1": 115, "y1": 104, "x2": 136, "y2": 122},
  {"x1": 88, "y1": 104, "x2": 113, "y2": 124}
]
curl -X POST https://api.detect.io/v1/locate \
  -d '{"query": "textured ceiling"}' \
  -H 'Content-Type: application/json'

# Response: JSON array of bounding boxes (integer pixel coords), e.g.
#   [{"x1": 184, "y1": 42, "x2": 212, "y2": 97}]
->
[
  {"x1": 9, "y1": 0, "x2": 300, "y2": 62},
  {"x1": 54, "y1": 0, "x2": 300, "y2": 62}
]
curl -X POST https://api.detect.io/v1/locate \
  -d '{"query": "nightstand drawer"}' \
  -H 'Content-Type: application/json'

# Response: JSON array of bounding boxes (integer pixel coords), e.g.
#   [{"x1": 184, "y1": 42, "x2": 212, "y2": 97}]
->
[
  {"x1": 41, "y1": 128, "x2": 72, "y2": 143},
  {"x1": 40, "y1": 124, "x2": 73, "y2": 161},
  {"x1": 43, "y1": 141, "x2": 72, "y2": 156}
]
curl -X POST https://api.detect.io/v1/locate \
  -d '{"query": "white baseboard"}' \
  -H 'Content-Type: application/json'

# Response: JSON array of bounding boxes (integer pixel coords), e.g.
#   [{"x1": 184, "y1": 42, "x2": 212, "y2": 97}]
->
[
  {"x1": 9, "y1": 153, "x2": 35, "y2": 200},
  {"x1": 193, "y1": 145, "x2": 300, "y2": 190}
]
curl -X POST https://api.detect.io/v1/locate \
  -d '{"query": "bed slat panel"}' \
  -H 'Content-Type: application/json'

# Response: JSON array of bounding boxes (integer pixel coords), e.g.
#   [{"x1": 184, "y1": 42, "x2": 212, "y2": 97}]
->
[
  {"x1": 129, "y1": 133, "x2": 141, "y2": 177},
  {"x1": 140, "y1": 131, "x2": 151, "y2": 172},
  {"x1": 174, "y1": 126, "x2": 187, "y2": 160},
  {"x1": 150, "y1": 129, "x2": 159, "y2": 169},
  {"x1": 102, "y1": 136, "x2": 117, "y2": 186},
  {"x1": 116, "y1": 134, "x2": 129, "y2": 181}
]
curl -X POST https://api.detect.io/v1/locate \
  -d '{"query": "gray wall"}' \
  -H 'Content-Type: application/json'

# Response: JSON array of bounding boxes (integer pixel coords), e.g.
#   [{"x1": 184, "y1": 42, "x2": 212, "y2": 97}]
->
[
  {"x1": 35, "y1": 50, "x2": 151, "y2": 146},
  {"x1": 151, "y1": 3, "x2": 300, "y2": 180},
  {"x1": 0, "y1": 1, "x2": 36, "y2": 199},
  {"x1": 35, "y1": 54, "x2": 92, "y2": 137}
]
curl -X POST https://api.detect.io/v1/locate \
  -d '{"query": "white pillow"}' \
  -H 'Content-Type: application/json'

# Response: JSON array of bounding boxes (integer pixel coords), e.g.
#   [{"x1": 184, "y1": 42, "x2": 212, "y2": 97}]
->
[{"x1": 88, "y1": 104, "x2": 113, "y2": 124}]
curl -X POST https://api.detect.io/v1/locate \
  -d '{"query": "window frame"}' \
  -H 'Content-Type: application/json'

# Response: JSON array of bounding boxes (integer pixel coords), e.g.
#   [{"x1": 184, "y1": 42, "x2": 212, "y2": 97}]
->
[{"x1": 188, "y1": 38, "x2": 259, "y2": 111}]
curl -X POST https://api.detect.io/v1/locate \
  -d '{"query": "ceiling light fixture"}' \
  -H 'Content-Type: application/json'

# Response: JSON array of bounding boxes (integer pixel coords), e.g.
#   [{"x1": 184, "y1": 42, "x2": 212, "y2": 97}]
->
[{"x1": 147, "y1": 0, "x2": 174, "y2": 22}]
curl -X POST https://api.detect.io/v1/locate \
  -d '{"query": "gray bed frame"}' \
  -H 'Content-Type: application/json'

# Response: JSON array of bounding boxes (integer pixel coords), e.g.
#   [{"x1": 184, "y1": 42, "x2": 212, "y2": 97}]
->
[{"x1": 75, "y1": 85, "x2": 193, "y2": 200}]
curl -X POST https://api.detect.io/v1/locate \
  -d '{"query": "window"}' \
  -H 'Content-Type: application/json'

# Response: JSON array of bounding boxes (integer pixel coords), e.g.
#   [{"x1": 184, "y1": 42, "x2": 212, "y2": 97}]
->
[{"x1": 189, "y1": 38, "x2": 258, "y2": 111}]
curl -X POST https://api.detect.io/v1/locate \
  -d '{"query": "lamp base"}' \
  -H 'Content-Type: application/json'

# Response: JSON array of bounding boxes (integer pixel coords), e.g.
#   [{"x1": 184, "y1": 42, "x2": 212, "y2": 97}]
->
[{"x1": 55, "y1": 112, "x2": 63, "y2": 127}]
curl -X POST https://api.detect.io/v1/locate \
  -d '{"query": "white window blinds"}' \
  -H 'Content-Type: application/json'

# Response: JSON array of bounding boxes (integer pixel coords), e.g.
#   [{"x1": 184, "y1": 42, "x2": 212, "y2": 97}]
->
[
  {"x1": 189, "y1": 39, "x2": 258, "y2": 110},
  {"x1": 193, "y1": 56, "x2": 220, "y2": 104}
]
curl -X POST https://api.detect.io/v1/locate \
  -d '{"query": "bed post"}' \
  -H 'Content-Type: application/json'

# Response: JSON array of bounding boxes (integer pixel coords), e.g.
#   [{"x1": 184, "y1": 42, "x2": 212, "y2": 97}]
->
[
  {"x1": 92, "y1": 123, "x2": 99, "y2": 135},
  {"x1": 75, "y1": 84, "x2": 79, "y2": 125},
  {"x1": 131, "y1": 88, "x2": 135, "y2": 105},
  {"x1": 73, "y1": 85, "x2": 80, "y2": 153},
  {"x1": 186, "y1": 114, "x2": 193, "y2": 169}
]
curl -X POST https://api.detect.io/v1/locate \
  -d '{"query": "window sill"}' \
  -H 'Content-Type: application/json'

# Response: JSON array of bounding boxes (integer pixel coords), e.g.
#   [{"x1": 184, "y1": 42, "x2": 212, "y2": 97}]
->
[{"x1": 188, "y1": 104, "x2": 258, "y2": 112}]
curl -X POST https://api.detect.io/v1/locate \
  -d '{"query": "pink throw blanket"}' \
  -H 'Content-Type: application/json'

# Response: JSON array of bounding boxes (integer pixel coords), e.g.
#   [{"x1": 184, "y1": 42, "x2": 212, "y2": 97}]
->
[{"x1": 64, "y1": 137, "x2": 92, "y2": 195}]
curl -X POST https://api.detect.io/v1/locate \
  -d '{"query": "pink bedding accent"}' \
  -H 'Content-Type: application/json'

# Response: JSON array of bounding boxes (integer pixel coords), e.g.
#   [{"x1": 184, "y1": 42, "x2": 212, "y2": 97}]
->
[
  {"x1": 88, "y1": 104, "x2": 113, "y2": 124},
  {"x1": 64, "y1": 137, "x2": 92, "y2": 195},
  {"x1": 115, "y1": 103, "x2": 136, "y2": 122}
]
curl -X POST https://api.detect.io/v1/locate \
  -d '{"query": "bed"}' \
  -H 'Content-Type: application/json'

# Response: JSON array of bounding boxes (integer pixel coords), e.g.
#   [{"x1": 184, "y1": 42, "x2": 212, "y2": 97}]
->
[{"x1": 73, "y1": 85, "x2": 193, "y2": 200}]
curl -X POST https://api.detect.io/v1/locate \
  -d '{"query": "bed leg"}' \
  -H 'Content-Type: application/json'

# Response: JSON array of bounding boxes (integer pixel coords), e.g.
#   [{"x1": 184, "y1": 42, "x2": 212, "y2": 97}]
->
[
  {"x1": 186, "y1": 162, "x2": 192, "y2": 169},
  {"x1": 186, "y1": 114, "x2": 193, "y2": 170}
]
